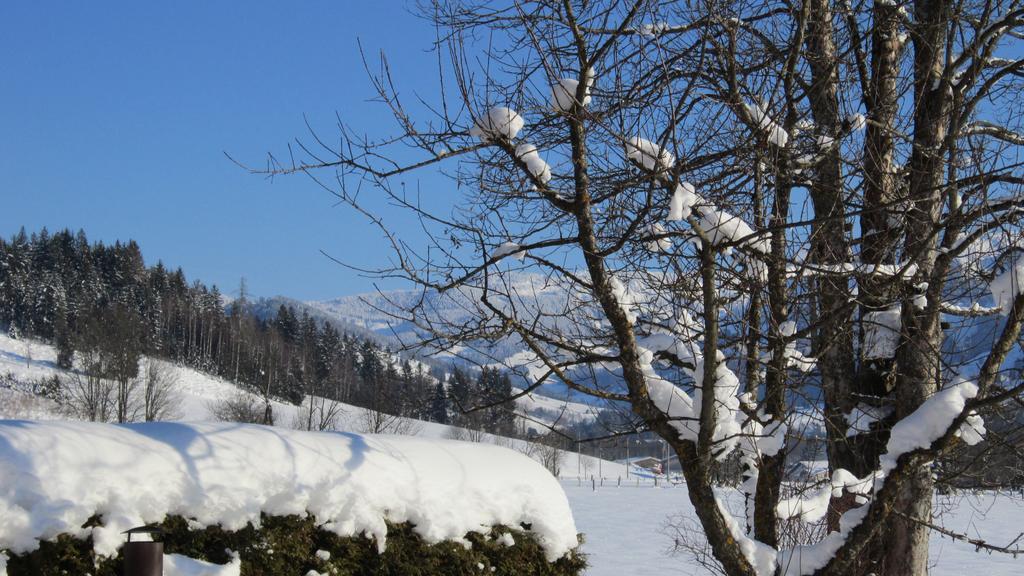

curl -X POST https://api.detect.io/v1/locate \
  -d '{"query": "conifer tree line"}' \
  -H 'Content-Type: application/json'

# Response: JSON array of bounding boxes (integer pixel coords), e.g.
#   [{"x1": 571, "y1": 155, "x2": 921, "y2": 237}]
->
[{"x1": 0, "y1": 227, "x2": 517, "y2": 432}]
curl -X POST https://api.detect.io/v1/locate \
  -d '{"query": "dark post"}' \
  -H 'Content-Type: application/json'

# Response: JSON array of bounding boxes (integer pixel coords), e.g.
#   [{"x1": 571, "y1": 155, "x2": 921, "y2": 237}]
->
[{"x1": 123, "y1": 525, "x2": 164, "y2": 576}]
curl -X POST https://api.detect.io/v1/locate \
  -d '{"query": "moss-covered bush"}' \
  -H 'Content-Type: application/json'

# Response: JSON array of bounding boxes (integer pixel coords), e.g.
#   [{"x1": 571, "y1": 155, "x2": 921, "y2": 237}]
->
[{"x1": 3, "y1": 514, "x2": 586, "y2": 576}]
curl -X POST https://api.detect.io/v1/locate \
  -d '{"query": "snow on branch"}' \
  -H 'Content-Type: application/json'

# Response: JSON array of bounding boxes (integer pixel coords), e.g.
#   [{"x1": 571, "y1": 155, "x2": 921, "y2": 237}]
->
[
  {"x1": 514, "y1": 143, "x2": 552, "y2": 184},
  {"x1": 493, "y1": 242, "x2": 526, "y2": 262},
  {"x1": 962, "y1": 121, "x2": 1024, "y2": 145},
  {"x1": 780, "y1": 376, "x2": 986, "y2": 575},
  {"x1": 742, "y1": 101, "x2": 789, "y2": 147},
  {"x1": 625, "y1": 137, "x2": 675, "y2": 172},
  {"x1": 883, "y1": 377, "x2": 983, "y2": 469},
  {"x1": 989, "y1": 252, "x2": 1024, "y2": 314},
  {"x1": 470, "y1": 107, "x2": 524, "y2": 142},
  {"x1": 696, "y1": 208, "x2": 771, "y2": 254},
  {"x1": 668, "y1": 182, "x2": 700, "y2": 221},
  {"x1": 551, "y1": 76, "x2": 592, "y2": 112}
]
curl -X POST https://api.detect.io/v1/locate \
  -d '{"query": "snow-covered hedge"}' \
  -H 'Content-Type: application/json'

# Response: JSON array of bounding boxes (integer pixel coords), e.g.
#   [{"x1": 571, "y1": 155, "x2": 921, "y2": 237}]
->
[{"x1": 0, "y1": 421, "x2": 583, "y2": 576}]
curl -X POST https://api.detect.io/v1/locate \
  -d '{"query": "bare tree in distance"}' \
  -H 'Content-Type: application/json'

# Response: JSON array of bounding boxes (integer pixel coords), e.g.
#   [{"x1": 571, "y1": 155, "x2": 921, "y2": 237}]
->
[
  {"x1": 250, "y1": 1, "x2": 1024, "y2": 574},
  {"x1": 355, "y1": 404, "x2": 423, "y2": 435},
  {"x1": 444, "y1": 423, "x2": 488, "y2": 443},
  {"x1": 208, "y1": 391, "x2": 267, "y2": 424},
  {"x1": 65, "y1": 369, "x2": 114, "y2": 423},
  {"x1": 142, "y1": 359, "x2": 181, "y2": 422},
  {"x1": 293, "y1": 393, "x2": 346, "y2": 432}
]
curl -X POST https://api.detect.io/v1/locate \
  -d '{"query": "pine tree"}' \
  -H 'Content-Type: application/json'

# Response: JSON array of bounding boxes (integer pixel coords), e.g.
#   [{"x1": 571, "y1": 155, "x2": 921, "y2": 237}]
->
[{"x1": 429, "y1": 381, "x2": 448, "y2": 424}]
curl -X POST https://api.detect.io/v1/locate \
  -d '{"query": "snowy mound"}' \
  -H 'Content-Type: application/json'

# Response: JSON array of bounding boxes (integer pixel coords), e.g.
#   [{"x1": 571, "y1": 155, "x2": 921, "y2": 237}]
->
[{"x1": 0, "y1": 421, "x2": 578, "y2": 562}]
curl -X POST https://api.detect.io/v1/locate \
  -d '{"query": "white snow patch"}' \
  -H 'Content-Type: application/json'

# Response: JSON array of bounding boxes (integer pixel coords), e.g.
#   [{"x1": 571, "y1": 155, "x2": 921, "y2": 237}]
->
[
  {"x1": 164, "y1": 551, "x2": 241, "y2": 576},
  {"x1": 551, "y1": 78, "x2": 591, "y2": 111},
  {"x1": 957, "y1": 411, "x2": 986, "y2": 445},
  {"x1": 845, "y1": 403, "x2": 893, "y2": 437},
  {"x1": 470, "y1": 107, "x2": 524, "y2": 142},
  {"x1": 862, "y1": 306, "x2": 901, "y2": 360},
  {"x1": 625, "y1": 137, "x2": 674, "y2": 172},
  {"x1": 514, "y1": 143, "x2": 552, "y2": 184},
  {"x1": 609, "y1": 275, "x2": 638, "y2": 324},
  {"x1": 646, "y1": 222, "x2": 672, "y2": 252},
  {"x1": 668, "y1": 182, "x2": 699, "y2": 221},
  {"x1": 696, "y1": 208, "x2": 770, "y2": 254},
  {"x1": 493, "y1": 242, "x2": 526, "y2": 262},
  {"x1": 0, "y1": 421, "x2": 578, "y2": 562},
  {"x1": 847, "y1": 113, "x2": 866, "y2": 132},
  {"x1": 884, "y1": 377, "x2": 979, "y2": 470},
  {"x1": 743, "y1": 102, "x2": 789, "y2": 147},
  {"x1": 989, "y1": 254, "x2": 1024, "y2": 314},
  {"x1": 716, "y1": 497, "x2": 778, "y2": 576}
]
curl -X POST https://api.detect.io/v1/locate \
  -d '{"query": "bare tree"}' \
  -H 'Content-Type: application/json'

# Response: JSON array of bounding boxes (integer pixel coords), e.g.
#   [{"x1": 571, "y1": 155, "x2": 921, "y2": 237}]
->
[
  {"x1": 293, "y1": 393, "x2": 346, "y2": 431},
  {"x1": 65, "y1": 369, "x2": 114, "y2": 422},
  {"x1": 251, "y1": 1, "x2": 1024, "y2": 574},
  {"x1": 445, "y1": 423, "x2": 488, "y2": 443},
  {"x1": 142, "y1": 359, "x2": 181, "y2": 422},
  {"x1": 356, "y1": 405, "x2": 423, "y2": 435},
  {"x1": 208, "y1": 391, "x2": 266, "y2": 424}
]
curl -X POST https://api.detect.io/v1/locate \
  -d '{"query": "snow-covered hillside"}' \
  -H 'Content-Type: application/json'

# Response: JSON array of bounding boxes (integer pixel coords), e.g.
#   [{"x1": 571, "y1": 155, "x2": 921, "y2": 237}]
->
[
  {"x1": 307, "y1": 274, "x2": 573, "y2": 363},
  {"x1": 0, "y1": 333, "x2": 619, "y2": 475}
]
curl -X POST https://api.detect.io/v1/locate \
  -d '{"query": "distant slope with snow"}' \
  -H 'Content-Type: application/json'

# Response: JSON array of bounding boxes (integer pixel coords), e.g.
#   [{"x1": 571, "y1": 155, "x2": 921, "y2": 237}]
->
[{"x1": 0, "y1": 333, "x2": 618, "y2": 476}]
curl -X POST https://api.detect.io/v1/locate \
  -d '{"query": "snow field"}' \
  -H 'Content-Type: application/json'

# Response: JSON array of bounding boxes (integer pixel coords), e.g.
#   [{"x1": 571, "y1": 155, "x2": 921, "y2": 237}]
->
[{"x1": 565, "y1": 481, "x2": 1024, "y2": 576}]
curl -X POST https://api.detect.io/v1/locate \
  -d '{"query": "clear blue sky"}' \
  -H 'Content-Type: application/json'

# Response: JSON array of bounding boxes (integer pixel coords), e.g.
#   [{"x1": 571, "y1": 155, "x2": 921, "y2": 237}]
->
[{"x1": 0, "y1": 1, "x2": 448, "y2": 300}]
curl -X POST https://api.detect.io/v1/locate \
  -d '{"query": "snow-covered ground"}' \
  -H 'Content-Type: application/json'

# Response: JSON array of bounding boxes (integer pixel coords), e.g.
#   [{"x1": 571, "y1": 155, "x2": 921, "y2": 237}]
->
[{"x1": 566, "y1": 481, "x2": 1024, "y2": 575}]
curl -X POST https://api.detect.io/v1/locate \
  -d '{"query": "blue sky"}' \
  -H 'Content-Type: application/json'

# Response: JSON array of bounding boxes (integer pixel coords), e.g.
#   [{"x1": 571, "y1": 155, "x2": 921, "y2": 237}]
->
[{"x1": 0, "y1": 1, "x2": 448, "y2": 300}]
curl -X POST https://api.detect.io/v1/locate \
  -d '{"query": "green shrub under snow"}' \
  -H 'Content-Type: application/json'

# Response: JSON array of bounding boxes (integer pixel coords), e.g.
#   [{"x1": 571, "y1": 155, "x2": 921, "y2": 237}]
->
[{"x1": 3, "y1": 514, "x2": 586, "y2": 576}]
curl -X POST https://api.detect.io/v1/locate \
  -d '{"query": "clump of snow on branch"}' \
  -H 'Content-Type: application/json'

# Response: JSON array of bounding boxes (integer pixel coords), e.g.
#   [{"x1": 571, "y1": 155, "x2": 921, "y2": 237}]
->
[
  {"x1": 470, "y1": 107, "x2": 524, "y2": 142},
  {"x1": 989, "y1": 253, "x2": 1024, "y2": 314},
  {"x1": 640, "y1": 350, "x2": 698, "y2": 440},
  {"x1": 645, "y1": 222, "x2": 672, "y2": 252},
  {"x1": 957, "y1": 410, "x2": 986, "y2": 445},
  {"x1": 625, "y1": 137, "x2": 675, "y2": 172},
  {"x1": 638, "y1": 22, "x2": 669, "y2": 37},
  {"x1": 776, "y1": 469, "x2": 874, "y2": 524},
  {"x1": 493, "y1": 242, "x2": 526, "y2": 262},
  {"x1": 668, "y1": 182, "x2": 699, "y2": 221},
  {"x1": 551, "y1": 77, "x2": 591, "y2": 112},
  {"x1": 608, "y1": 275, "x2": 638, "y2": 324},
  {"x1": 692, "y1": 350, "x2": 744, "y2": 452},
  {"x1": 847, "y1": 113, "x2": 866, "y2": 132},
  {"x1": 844, "y1": 403, "x2": 893, "y2": 437},
  {"x1": 0, "y1": 421, "x2": 579, "y2": 562},
  {"x1": 862, "y1": 306, "x2": 901, "y2": 360},
  {"x1": 883, "y1": 377, "x2": 981, "y2": 469},
  {"x1": 778, "y1": 321, "x2": 816, "y2": 372},
  {"x1": 743, "y1": 101, "x2": 789, "y2": 147},
  {"x1": 696, "y1": 208, "x2": 771, "y2": 254},
  {"x1": 514, "y1": 143, "x2": 552, "y2": 184}
]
